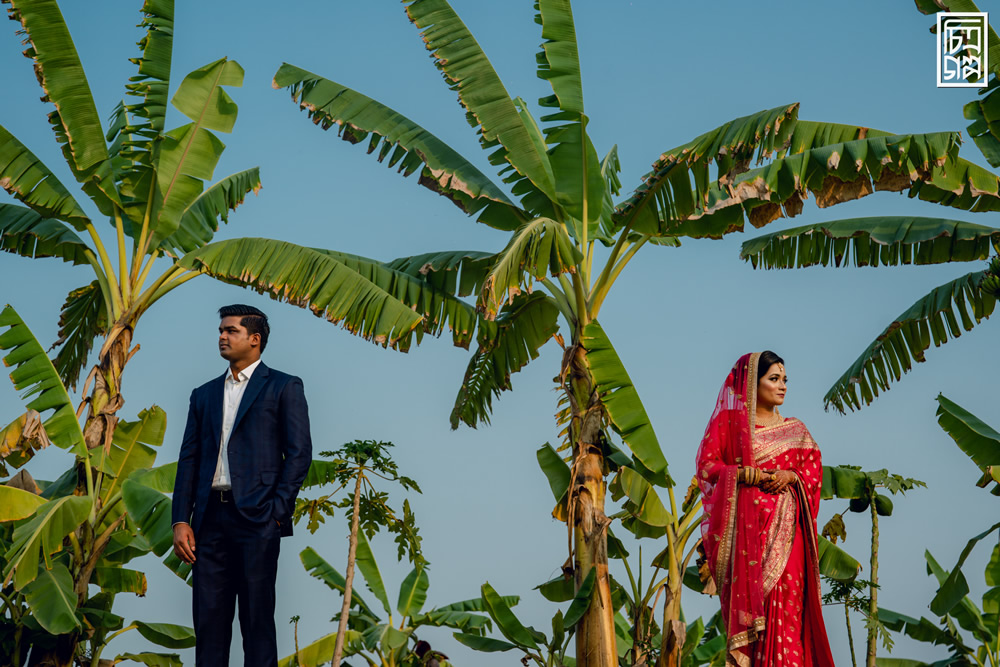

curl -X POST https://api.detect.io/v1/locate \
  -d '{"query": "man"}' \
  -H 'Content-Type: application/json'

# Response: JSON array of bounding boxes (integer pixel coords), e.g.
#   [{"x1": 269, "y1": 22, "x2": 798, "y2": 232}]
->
[{"x1": 172, "y1": 305, "x2": 312, "y2": 666}]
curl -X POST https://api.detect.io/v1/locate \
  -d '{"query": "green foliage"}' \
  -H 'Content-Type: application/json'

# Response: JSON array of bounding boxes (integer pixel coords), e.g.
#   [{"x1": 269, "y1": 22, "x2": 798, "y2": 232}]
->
[
  {"x1": 456, "y1": 579, "x2": 601, "y2": 667},
  {"x1": 739, "y1": 10, "x2": 1000, "y2": 413},
  {"x1": 581, "y1": 321, "x2": 668, "y2": 478},
  {"x1": 936, "y1": 394, "x2": 1000, "y2": 495},
  {"x1": 0, "y1": 309, "x2": 191, "y2": 664},
  {"x1": 294, "y1": 440, "x2": 424, "y2": 566},
  {"x1": 282, "y1": 540, "x2": 490, "y2": 667},
  {"x1": 0, "y1": 305, "x2": 86, "y2": 456},
  {"x1": 879, "y1": 535, "x2": 1000, "y2": 666}
]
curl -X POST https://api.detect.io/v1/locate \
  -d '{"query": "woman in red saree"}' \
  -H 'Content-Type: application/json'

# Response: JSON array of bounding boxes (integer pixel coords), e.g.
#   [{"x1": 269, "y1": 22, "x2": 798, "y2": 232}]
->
[{"x1": 695, "y1": 351, "x2": 835, "y2": 667}]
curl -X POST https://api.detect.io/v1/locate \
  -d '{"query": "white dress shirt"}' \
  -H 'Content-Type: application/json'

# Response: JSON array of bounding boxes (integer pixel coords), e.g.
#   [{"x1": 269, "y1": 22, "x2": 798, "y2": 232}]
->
[{"x1": 212, "y1": 358, "x2": 262, "y2": 490}]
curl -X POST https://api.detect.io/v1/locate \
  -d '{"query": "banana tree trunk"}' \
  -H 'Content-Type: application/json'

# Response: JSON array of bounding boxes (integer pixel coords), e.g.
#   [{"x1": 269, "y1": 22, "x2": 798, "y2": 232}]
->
[
  {"x1": 566, "y1": 345, "x2": 617, "y2": 667},
  {"x1": 657, "y1": 530, "x2": 685, "y2": 667},
  {"x1": 83, "y1": 326, "x2": 133, "y2": 452}
]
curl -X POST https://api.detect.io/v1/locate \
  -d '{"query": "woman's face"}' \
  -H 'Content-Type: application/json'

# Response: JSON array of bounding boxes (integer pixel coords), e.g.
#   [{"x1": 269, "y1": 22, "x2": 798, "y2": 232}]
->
[{"x1": 757, "y1": 362, "x2": 787, "y2": 409}]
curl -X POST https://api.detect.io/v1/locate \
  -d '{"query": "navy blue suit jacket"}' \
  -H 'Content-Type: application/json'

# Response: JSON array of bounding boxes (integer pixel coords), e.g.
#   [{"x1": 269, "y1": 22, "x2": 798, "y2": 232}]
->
[{"x1": 171, "y1": 363, "x2": 312, "y2": 538}]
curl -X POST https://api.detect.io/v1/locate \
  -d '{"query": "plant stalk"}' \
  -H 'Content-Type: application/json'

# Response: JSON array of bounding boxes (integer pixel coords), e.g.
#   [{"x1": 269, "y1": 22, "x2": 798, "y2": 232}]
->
[
  {"x1": 85, "y1": 224, "x2": 124, "y2": 317},
  {"x1": 332, "y1": 471, "x2": 365, "y2": 667},
  {"x1": 867, "y1": 498, "x2": 880, "y2": 667},
  {"x1": 846, "y1": 601, "x2": 857, "y2": 667},
  {"x1": 114, "y1": 208, "x2": 131, "y2": 304}
]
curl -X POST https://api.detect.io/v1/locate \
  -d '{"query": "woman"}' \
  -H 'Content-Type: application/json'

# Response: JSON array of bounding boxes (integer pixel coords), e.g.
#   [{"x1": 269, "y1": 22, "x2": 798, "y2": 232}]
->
[{"x1": 695, "y1": 351, "x2": 834, "y2": 667}]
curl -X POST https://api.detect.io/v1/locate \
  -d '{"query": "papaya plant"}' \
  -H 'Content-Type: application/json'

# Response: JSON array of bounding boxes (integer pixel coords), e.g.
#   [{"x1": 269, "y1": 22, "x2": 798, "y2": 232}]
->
[
  {"x1": 279, "y1": 542, "x2": 492, "y2": 667},
  {"x1": 292, "y1": 439, "x2": 423, "y2": 667},
  {"x1": 822, "y1": 576, "x2": 879, "y2": 667},
  {"x1": 821, "y1": 465, "x2": 926, "y2": 667},
  {"x1": 0, "y1": 305, "x2": 194, "y2": 666}
]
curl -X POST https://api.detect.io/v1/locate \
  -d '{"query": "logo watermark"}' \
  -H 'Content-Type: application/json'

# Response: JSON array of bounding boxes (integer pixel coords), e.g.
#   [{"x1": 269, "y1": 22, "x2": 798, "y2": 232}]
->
[{"x1": 937, "y1": 12, "x2": 989, "y2": 88}]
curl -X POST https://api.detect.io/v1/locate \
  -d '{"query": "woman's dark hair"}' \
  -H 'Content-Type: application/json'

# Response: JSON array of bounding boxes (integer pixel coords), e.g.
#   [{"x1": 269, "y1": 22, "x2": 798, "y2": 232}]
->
[
  {"x1": 219, "y1": 304, "x2": 270, "y2": 352},
  {"x1": 757, "y1": 350, "x2": 785, "y2": 381}
]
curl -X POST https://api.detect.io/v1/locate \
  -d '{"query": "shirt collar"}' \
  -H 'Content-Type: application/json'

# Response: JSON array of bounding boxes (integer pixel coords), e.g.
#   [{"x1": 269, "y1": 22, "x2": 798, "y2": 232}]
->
[{"x1": 226, "y1": 358, "x2": 262, "y2": 384}]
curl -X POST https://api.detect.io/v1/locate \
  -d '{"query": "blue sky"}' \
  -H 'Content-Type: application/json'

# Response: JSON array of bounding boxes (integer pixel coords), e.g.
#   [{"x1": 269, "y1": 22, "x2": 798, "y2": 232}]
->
[{"x1": 1, "y1": 1, "x2": 998, "y2": 664}]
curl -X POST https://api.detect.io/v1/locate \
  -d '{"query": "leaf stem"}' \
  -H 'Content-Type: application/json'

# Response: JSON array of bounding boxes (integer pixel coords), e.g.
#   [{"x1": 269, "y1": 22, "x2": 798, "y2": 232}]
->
[
  {"x1": 68, "y1": 531, "x2": 84, "y2": 572},
  {"x1": 133, "y1": 249, "x2": 160, "y2": 297},
  {"x1": 590, "y1": 234, "x2": 649, "y2": 316},
  {"x1": 557, "y1": 274, "x2": 577, "y2": 315},
  {"x1": 114, "y1": 208, "x2": 131, "y2": 304},
  {"x1": 143, "y1": 270, "x2": 200, "y2": 312},
  {"x1": 571, "y1": 272, "x2": 589, "y2": 326},
  {"x1": 83, "y1": 249, "x2": 116, "y2": 324},
  {"x1": 90, "y1": 623, "x2": 137, "y2": 667},
  {"x1": 96, "y1": 491, "x2": 122, "y2": 526},
  {"x1": 539, "y1": 278, "x2": 575, "y2": 326},
  {"x1": 592, "y1": 221, "x2": 633, "y2": 294},
  {"x1": 133, "y1": 180, "x2": 157, "y2": 278},
  {"x1": 0, "y1": 589, "x2": 20, "y2": 621},
  {"x1": 85, "y1": 224, "x2": 123, "y2": 317}
]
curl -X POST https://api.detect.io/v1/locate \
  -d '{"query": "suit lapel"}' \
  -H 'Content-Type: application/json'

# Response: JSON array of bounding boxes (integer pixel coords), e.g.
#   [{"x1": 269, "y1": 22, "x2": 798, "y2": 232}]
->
[
  {"x1": 232, "y1": 362, "x2": 269, "y2": 435},
  {"x1": 208, "y1": 372, "x2": 227, "y2": 448}
]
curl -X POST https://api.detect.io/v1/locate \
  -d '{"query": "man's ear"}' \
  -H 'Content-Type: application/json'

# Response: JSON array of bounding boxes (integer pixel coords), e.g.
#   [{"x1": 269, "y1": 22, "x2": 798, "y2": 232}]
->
[{"x1": 250, "y1": 333, "x2": 261, "y2": 349}]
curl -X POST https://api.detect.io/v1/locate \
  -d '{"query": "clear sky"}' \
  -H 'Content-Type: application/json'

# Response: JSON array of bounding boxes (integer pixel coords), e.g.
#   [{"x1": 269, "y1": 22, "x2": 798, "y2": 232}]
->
[{"x1": 1, "y1": 1, "x2": 998, "y2": 664}]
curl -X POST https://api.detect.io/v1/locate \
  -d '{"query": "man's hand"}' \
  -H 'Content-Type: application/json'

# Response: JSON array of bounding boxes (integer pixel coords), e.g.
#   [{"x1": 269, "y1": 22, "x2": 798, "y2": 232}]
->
[{"x1": 173, "y1": 523, "x2": 196, "y2": 563}]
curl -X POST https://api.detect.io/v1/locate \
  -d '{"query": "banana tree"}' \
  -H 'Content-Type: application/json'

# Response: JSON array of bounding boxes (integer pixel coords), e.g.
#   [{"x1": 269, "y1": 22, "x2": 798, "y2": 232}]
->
[
  {"x1": 264, "y1": 1, "x2": 996, "y2": 663},
  {"x1": 538, "y1": 439, "x2": 705, "y2": 667},
  {"x1": 279, "y1": 542, "x2": 492, "y2": 667},
  {"x1": 0, "y1": 305, "x2": 196, "y2": 666}
]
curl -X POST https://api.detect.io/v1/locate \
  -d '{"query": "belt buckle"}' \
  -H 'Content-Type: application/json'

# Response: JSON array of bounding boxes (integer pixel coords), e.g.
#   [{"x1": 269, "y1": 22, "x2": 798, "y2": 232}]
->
[{"x1": 216, "y1": 489, "x2": 230, "y2": 503}]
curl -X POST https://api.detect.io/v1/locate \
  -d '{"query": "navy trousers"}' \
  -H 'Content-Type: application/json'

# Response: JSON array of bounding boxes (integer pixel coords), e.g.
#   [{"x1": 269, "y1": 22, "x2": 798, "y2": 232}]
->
[{"x1": 192, "y1": 492, "x2": 281, "y2": 667}]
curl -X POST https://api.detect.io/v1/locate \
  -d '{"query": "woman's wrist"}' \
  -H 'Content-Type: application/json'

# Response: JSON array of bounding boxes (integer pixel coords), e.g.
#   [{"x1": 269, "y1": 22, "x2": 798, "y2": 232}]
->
[{"x1": 739, "y1": 466, "x2": 768, "y2": 486}]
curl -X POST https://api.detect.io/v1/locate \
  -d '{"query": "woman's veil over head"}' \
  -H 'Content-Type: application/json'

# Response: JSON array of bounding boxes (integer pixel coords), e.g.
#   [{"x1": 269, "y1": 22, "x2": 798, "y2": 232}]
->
[{"x1": 695, "y1": 352, "x2": 767, "y2": 662}]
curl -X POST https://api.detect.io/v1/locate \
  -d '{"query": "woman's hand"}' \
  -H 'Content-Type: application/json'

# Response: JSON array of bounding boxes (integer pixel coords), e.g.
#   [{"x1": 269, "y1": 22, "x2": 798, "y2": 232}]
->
[{"x1": 760, "y1": 469, "x2": 797, "y2": 494}]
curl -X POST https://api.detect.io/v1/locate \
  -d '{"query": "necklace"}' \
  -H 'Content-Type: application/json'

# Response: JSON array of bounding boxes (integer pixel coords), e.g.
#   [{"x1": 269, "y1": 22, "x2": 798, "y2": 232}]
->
[{"x1": 756, "y1": 409, "x2": 783, "y2": 428}]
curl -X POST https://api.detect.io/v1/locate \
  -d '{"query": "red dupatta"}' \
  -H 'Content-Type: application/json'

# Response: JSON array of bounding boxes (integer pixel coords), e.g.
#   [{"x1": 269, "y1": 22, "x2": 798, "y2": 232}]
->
[{"x1": 695, "y1": 353, "x2": 767, "y2": 665}]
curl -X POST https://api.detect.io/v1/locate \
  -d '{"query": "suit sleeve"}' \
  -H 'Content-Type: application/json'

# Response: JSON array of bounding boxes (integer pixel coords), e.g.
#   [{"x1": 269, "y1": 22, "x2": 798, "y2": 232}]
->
[
  {"x1": 171, "y1": 390, "x2": 200, "y2": 525},
  {"x1": 272, "y1": 377, "x2": 313, "y2": 524}
]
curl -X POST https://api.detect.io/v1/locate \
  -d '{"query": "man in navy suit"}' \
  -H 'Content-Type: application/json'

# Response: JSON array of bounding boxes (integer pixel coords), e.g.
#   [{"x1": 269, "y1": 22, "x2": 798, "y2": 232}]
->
[{"x1": 172, "y1": 305, "x2": 312, "y2": 666}]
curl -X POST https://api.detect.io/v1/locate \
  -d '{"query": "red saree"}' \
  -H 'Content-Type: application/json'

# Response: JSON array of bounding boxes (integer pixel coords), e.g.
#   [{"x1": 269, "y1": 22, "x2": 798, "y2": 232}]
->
[{"x1": 695, "y1": 353, "x2": 834, "y2": 667}]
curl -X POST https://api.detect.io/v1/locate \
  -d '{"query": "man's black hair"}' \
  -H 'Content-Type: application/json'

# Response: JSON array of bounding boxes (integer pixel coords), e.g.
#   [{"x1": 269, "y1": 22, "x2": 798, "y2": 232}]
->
[{"x1": 219, "y1": 304, "x2": 270, "y2": 352}]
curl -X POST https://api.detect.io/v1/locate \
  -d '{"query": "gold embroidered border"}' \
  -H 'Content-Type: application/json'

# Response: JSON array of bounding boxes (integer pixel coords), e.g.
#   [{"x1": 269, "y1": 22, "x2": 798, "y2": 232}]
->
[
  {"x1": 760, "y1": 490, "x2": 797, "y2": 596},
  {"x1": 746, "y1": 353, "x2": 761, "y2": 438},
  {"x1": 793, "y1": 479, "x2": 825, "y2": 591},
  {"x1": 716, "y1": 469, "x2": 739, "y2": 590},
  {"x1": 728, "y1": 615, "x2": 766, "y2": 649},
  {"x1": 753, "y1": 426, "x2": 819, "y2": 463},
  {"x1": 724, "y1": 354, "x2": 763, "y2": 667},
  {"x1": 726, "y1": 649, "x2": 750, "y2": 667}
]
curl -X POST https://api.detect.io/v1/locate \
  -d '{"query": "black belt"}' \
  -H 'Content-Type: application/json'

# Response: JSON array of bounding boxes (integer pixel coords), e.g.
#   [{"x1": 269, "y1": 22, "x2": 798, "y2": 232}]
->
[{"x1": 210, "y1": 488, "x2": 234, "y2": 503}]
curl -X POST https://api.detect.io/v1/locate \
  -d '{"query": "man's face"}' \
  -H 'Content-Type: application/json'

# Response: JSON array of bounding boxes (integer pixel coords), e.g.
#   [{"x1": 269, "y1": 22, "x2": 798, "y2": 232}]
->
[{"x1": 218, "y1": 316, "x2": 258, "y2": 362}]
